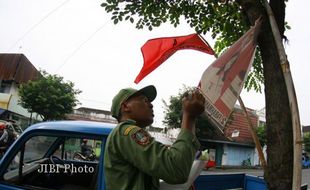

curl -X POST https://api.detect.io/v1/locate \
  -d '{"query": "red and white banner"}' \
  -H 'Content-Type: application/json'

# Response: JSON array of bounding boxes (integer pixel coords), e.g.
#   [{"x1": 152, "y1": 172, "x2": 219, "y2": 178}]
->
[{"x1": 199, "y1": 20, "x2": 261, "y2": 131}]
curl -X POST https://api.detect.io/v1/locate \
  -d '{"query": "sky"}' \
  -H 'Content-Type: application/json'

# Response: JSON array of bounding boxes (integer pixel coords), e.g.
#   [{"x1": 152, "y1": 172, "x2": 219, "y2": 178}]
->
[{"x1": 0, "y1": 0, "x2": 309, "y2": 126}]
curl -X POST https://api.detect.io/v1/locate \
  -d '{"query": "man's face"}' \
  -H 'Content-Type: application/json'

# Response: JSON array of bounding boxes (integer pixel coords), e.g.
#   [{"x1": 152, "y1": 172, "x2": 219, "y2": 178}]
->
[{"x1": 122, "y1": 94, "x2": 154, "y2": 127}]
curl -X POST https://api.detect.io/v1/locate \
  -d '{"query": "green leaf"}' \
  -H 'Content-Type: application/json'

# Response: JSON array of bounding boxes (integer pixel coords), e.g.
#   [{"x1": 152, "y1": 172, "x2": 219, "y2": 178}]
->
[
  {"x1": 101, "y1": 0, "x2": 266, "y2": 93},
  {"x1": 18, "y1": 70, "x2": 81, "y2": 121}
]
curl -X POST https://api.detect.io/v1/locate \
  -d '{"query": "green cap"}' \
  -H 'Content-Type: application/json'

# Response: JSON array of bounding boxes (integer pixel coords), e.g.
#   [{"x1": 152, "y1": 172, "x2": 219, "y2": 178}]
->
[{"x1": 111, "y1": 85, "x2": 157, "y2": 119}]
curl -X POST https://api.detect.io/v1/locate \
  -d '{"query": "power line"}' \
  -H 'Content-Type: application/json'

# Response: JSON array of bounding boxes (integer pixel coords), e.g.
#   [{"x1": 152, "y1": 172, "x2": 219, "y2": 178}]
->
[
  {"x1": 6, "y1": 0, "x2": 70, "y2": 52},
  {"x1": 54, "y1": 3, "x2": 128, "y2": 72},
  {"x1": 54, "y1": 20, "x2": 111, "y2": 73}
]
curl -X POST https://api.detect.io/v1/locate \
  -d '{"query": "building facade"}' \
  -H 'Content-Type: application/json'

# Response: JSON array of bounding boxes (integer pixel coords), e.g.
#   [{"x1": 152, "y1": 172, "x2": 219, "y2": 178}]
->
[
  {"x1": 66, "y1": 107, "x2": 117, "y2": 124},
  {"x1": 0, "y1": 54, "x2": 41, "y2": 128},
  {"x1": 199, "y1": 106, "x2": 263, "y2": 167}
]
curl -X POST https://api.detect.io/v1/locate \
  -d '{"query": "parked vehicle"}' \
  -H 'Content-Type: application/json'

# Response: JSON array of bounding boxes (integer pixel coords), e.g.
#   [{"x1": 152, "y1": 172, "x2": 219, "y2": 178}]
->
[
  {"x1": 0, "y1": 120, "x2": 295, "y2": 190},
  {"x1": 0, "y1": 121, "x2": 114, "y2": 190},
  {"x1": 302, "y1": 153, "x2": 310, "y2": 168},
  {"x1": 0, "y1": 120, "x2": 23, "y2": 138},
  {"x1": 0, "y1": 120, "x2": 19, "y2": 157}
]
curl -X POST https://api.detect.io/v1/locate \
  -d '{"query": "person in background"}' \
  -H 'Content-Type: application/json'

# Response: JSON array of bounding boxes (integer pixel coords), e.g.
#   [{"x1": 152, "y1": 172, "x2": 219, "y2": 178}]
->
[
  {"x1": 104, "y1": 85, "x2": 205, "y2": 190},
  {"x1": 0, "y1": 123, "x2": 8, "y2": 146},
  {"x1": 81, "y1": 139, "x2": 92, "y2": 157},
  {"x1": 0, "y1": 123, "x2": 9, "y2": 157}
]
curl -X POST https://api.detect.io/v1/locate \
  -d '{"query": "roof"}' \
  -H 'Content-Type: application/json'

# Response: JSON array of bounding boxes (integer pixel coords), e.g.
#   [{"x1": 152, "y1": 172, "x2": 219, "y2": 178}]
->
[
  {"x1": 76, "y1": 107, "x2": 112, "y2": 115},
  {"x1": 24, "y1": 120, "x2": 116, "y2": 136},
  {"x1": 199, "y1": 138, "x2": 255, "y2": 148},
  {"x1": 223, "y1": 108, "x2": 258, "y2": 144},
  {"x1": 199, "y1": 106, "x2": 259, "y2": 146},
  {"x1": 0, "y1": 54, "x2": 39, "y2": 83}
]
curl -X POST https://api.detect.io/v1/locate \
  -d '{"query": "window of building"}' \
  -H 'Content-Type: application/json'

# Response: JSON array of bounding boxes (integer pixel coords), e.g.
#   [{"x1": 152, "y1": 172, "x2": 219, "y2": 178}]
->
[{"x1": 0, "y1": 80, "x2": 12, "y2": 93}]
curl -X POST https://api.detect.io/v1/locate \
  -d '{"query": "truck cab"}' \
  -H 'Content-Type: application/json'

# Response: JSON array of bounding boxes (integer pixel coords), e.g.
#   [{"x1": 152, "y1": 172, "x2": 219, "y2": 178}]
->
[{"x1": 0, "y1": 121, "x2": 115, "y2": 190}]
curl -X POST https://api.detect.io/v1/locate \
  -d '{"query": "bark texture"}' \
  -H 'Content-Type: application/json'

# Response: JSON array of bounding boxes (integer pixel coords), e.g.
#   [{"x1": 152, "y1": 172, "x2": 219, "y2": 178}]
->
[{"x1": 237, "y1": 0, "x2": 293, "y2": 189}]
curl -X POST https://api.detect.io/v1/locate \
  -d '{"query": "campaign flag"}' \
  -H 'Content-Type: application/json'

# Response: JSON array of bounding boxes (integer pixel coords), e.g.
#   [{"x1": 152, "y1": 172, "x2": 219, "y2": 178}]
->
[
  {"x1": 199, "y1": 19, "x2": 262, "y2": 132},
  {"x1": 134, "y1": 33, "x2": 215, "y2": 84}
]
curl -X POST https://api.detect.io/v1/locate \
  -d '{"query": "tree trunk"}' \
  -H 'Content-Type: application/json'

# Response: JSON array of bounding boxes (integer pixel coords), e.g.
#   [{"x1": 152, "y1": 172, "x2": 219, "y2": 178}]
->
[
  {"x1": 238, "y1": 0, "x2": 293, "y2": 189},
  {"x1": 259, "y1": 20, "x2": 293, "y2": 190}
]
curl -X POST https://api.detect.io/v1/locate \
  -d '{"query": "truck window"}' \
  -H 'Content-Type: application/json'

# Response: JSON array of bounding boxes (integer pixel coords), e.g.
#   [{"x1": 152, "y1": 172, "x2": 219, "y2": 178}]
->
[{"x1": 53, "y1": 137, "x2": 101, "y2": 163}]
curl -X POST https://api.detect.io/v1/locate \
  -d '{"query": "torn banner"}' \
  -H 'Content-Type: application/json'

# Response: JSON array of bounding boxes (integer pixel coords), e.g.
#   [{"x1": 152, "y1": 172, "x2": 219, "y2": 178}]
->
[{"x1": 199, "y1": 20, "x2": 262, "y2": 132}]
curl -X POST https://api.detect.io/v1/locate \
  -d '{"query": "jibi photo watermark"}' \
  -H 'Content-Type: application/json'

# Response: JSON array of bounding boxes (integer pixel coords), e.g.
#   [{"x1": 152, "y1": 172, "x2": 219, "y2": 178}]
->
[{"x1": 38, "y1": 164, "x2": 94, "y2": 174}]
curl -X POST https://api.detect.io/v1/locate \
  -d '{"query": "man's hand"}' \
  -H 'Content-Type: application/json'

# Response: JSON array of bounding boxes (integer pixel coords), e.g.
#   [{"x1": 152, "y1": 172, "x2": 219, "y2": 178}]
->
[
  {"x1": 181, "y1": 89, "x2": 205, "y2": 133},
  {"x1": 182, "y1": 89, "x2": 205, "y2": 119}
]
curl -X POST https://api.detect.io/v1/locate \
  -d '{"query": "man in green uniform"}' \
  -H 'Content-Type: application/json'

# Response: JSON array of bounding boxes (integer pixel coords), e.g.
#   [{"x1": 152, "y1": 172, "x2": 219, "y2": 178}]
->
[{"x1": 104, "y1": 85, "x2": 205, "y2": 190}]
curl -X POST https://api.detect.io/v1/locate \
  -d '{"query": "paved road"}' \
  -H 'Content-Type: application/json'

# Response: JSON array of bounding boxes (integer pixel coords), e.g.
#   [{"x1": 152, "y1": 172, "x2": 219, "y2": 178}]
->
[{"x1": 201, "y1": 168, "x2": 310, "y2": 188}]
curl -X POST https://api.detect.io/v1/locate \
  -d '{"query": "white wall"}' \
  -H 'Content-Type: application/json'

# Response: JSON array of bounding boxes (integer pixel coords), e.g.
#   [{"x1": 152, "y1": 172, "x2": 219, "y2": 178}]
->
[{"x1": 1, "y1": 81, "x2": 41, "y2": 121}]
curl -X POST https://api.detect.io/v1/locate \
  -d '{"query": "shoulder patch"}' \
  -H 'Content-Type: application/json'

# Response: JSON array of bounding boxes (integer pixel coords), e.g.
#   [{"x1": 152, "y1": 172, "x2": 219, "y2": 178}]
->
[
  {"x1": 131, "y1": 129, "x2": 151, "y2": 146},
  {"x1": 123, "y1": 125, "x2": 138, "y2": 136}
]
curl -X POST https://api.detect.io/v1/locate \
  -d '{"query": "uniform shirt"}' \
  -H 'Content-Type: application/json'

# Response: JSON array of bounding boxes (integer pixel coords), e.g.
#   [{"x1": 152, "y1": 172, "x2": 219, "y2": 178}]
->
[{"x1": 104, "y1": 119, "x2": 200, "y2": 190}]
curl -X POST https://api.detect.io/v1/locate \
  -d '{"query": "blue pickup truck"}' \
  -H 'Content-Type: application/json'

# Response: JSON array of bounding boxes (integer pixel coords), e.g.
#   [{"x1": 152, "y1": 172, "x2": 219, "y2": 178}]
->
[{"x1": 0, "y1": 121, "x2": 270, "y2": 190}]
